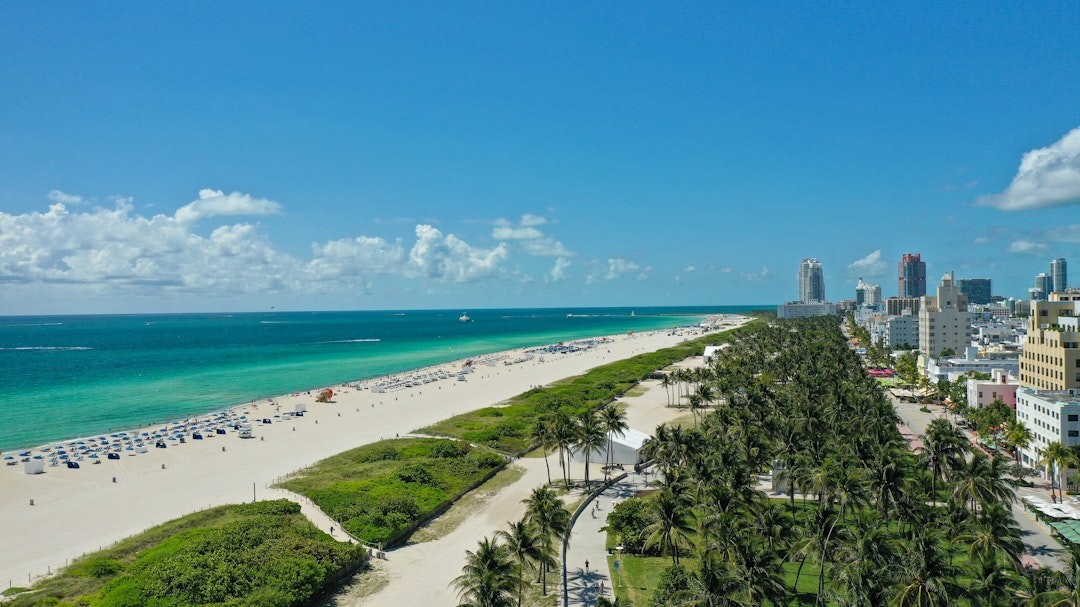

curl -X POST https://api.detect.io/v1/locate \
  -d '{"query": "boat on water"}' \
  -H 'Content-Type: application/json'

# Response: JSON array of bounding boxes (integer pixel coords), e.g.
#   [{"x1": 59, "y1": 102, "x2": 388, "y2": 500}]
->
[{"x1": 459, "y1": 312, "x2": 471, "y2": 322}]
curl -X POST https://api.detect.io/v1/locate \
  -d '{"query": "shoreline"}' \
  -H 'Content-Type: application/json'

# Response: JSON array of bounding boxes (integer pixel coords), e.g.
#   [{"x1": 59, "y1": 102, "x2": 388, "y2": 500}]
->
[
  {"x1": 0, "y1": 315, "x2": 748, "y2": 588},
  {"x1": 0, "y1": 312, "x2": 722, "y2": 454}
]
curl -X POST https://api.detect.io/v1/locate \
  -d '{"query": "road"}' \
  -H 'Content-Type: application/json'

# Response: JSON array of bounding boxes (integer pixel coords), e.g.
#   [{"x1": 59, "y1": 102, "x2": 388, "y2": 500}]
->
[{"x1": 890, "y1": 392, "x2": 1066, "y2": 571}]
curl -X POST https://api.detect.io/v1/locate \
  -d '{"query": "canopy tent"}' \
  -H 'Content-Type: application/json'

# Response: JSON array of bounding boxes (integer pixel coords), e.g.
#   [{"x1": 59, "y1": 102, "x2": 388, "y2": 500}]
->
[{"x1": 569, "y1": 427, "x2": 651, "y2": 466}]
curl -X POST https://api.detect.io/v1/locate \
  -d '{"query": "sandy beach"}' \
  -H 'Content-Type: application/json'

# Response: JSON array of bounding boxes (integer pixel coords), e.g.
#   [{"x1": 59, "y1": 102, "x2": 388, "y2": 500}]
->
[{"x1": 0, "y1": 316, "x2": 746, "y2": 591}]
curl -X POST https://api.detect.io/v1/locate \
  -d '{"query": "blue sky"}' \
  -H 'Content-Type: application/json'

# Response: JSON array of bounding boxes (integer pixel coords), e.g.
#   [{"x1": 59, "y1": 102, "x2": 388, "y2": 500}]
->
[{"x1": 1, "y1": 2, "x2": 1079, "y2": 314}]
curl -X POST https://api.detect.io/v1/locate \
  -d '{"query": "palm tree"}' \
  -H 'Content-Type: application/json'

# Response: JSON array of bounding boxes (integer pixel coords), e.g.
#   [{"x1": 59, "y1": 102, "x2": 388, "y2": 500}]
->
[
  {"x1": 530, "y1": 417, "x2": 555, "y2": 486},
  {"x1": 955, "y1": 502, "x2": 1025, "y2": 570},
  {"x1": 575, "y1": 411, "x2": 606, "y2": 487},
  {"x1": 522, "y1": 486, "x2": 570, "y2": 595},
  {"x1": 672, "y1": 553, "x2": 750, "y2": 607},
  {"x1": 1002, "y1": 420, "x2": 1033, "y2": 467},
  {"x1": 891, "y1": 528, "x2": 963, "y2": 607},
  {"x1": 950, "y1": 452, "x2": 1016, "y2": 513},
  {"x1": 495, "y1": 519, "x2": 542, "y2": 607},
  {"x1": 919, "y1": 418, "x2": 969, "y2": 501},
  {"x1": 452, "y1": 536, "x2": 519, "y2": 607},
  {"x1": 643, "y1": 486, "x2": 694, "y2": 565},
  {"x1": 1040, "y1": 441, "x2": 1076, "y2": 502},
  {"x1": 600, "y1": 403, "x2": 629, "y2": 480},
  {"x1": 1033, "y1": 545, "x2": 1080, "y2": 606},
  {"x1": 551, "y1": 412, "x2": 576, "y2": 489}
]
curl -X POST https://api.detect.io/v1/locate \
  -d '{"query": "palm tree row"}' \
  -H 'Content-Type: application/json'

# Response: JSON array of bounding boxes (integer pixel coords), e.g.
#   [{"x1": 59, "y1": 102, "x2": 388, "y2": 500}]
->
[
  {"x1": 531, "y1": 403, "x2": 629, "y2": 489},
  {"x1": 616, "y1": 315, "x2": 1077, "y2": 606},
  {"x1": 453, "y1": 485, "x2": 571, "y2": 606}
]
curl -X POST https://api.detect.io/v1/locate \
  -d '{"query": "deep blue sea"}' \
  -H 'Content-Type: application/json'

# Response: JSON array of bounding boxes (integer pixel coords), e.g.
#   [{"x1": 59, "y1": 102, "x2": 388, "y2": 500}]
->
[{"x1": 0, "y1": 306, "x2": 756, "y2": 451}]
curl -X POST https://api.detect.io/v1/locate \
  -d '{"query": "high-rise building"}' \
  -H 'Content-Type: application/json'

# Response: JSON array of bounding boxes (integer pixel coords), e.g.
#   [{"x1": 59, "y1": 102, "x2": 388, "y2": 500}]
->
[
  {"x1": 855, "y1": 277, "x2": 882, "y2": 307},
  {"x1": 918, "y1": 271, "x2": 971, "y2": 359},
  {"x1": 898, "y1": 253, "x2": 926, "y2": 298},
  {"x1": 1052, "y1": 258, "x2": 1068, "y2": 293},
  {"x1": 798, "y1": 258, "x2": 825, "y2": 303},
  {"x1": 956, "y1": 278, "x2": 992, "y2": 305},
  {"x1": 1034, "y1": 273, "x2": 1052, "y2": 301},
  {"x1": 1019, "y1": 292, "x2": 1080, "y2": 391}
]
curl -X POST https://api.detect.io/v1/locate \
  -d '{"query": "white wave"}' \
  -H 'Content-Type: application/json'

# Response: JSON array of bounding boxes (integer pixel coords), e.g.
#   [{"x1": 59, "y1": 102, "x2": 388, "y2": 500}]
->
[{"x1": 324, "y1": 339, "x2": 381, "y2": 344}]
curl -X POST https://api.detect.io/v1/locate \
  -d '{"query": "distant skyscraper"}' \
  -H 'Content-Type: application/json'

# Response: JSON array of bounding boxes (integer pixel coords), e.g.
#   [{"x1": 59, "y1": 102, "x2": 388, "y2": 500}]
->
[
  {"x1": 1034, "y1": 273, "x2": 1052, "y2": 301},
  {"x1": 1051, "y1": 258, "x2": 1067, "y2": 293},
  {"x1": 855, "y1": 277, "x2": 882, "y2": 307},
  {"x1": 798, "y1": 258, "x2": 825, "y2": 303},
  {"x1": 898, "y1": 253, "x2": 926, "y2": 298},
  {"x1": 956, "y1": 278, "x2": 992, "y2": 305}
]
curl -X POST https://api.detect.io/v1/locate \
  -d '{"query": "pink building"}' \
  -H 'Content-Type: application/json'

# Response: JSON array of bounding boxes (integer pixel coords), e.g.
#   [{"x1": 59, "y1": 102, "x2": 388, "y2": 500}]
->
[{"x1": 965, "y1": 369, "x2": 1019, "y2": 409}]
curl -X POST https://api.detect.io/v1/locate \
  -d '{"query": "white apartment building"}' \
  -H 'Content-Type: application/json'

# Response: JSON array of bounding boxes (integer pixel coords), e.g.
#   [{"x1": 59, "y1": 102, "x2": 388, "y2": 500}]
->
[
  {"x1": 1015, "y1": 387, "x2": 1080, "y2": 488},
  {"x1": 919, "y1": 271, "x2": 972, "y2": 359},
  {"x1": 885, "y1": 311, "x2": 919, "y2": 349}
]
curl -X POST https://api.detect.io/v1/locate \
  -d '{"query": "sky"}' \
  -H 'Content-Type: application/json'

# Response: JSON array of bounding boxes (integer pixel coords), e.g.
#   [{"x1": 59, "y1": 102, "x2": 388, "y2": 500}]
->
[{"x1": 1, "y1": 2, "x2": 1079, "y2": 315}]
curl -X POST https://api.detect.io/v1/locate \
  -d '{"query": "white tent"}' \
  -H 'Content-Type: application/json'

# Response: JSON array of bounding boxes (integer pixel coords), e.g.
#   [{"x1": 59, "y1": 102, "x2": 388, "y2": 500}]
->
[
  {"x1": 24, "y1": 459, "x2": 45, "y2": 475},
  {"x1": 570, "y1": 427, "x2": 651, "y2": 465}
]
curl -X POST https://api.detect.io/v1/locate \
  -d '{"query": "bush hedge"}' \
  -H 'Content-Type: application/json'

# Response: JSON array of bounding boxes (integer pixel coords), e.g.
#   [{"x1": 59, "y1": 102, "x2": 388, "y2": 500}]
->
[
  {"x1": 7, "y1": 500, "x2": 366, "y2": 607},
  {"x1": 419, "y1": 320, "x2": 762, "y2": 453},
  {"x1": 277, "y1": 438, "x2": 506, "y2": 546}
]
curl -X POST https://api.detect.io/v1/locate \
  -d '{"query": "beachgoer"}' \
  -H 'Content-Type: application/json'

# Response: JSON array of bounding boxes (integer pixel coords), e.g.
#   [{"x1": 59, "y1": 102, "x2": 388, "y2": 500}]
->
[{"x1": 585, "y1": 559, "x2": 589, "y2": 572}]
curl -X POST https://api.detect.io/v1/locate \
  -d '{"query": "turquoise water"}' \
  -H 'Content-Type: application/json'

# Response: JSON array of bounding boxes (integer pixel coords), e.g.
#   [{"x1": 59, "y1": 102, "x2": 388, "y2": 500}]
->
[{"x1": 0, "y1": 306, "x2": 756, "y2": 451}]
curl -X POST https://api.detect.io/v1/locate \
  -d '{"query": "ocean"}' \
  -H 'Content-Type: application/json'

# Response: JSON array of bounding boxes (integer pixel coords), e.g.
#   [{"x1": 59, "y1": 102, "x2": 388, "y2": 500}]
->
[{"x1": 0, "y1": 306, "x2": 756, "y2": 452}]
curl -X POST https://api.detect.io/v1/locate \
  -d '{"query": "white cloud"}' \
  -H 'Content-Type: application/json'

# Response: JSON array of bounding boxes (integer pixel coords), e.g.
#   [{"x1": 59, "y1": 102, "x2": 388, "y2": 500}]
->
[
  {"x1": 547, "y1": 257, "x2": 571, "y2": 283},
  {"x1": 684, "y1": 265, "x2": 696, "y2": 272},
  {"x1": 408, "y1": 224, "x2": 508, "y2": 282},
  {"x1": 174, "y1": 189, "x2": 283, "y2": 223},
  {"x1": 978, "y1": 125, "x2": 1080, "y2": 210},
  {"x1": 585, "y1": 258, "x2": 642, "y2": 284},
  {"x1": 1008, "y1": 239, "x2": 1048, "y2": 254},
  {"x1": 47, "y1": 190, "x2": 85, "y2": 205},
  {"x1": 740, "y1": 267, "x2": 770, "y2": 281},
  {"x1": 0, "y1": 191, "x2": 518, "y2": 304},
  {"x1": 491, "y1": 215, "x2": 574, "y2": 258},
  {"x1": 973, "y1": 236, "x2": 990, "y2": 245},
  {"x1": 847, "y1": 250, "x2": 887, "y2": 278}
]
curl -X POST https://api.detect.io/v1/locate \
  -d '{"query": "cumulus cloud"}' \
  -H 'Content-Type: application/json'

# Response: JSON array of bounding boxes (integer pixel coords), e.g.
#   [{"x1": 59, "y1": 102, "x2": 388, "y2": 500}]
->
[
  {"x1": 847, "y1": 250, "x2": 887, "y2": 278},
  {"x1": 0, "y1": 191, "x2": 520, "y2": 303},
  {"x1": 684, "y1": 265, "x2": 696, "y2": 272},
  {"x1": 491, "y1": 215, "x2": 574, "y2": 258},
  {"x1": 978, "y1": 125, "x2": 1080, "y2": 210},
  {"x1": 584, "y1": 258, "x2": 643, "y2": 284},
  {"x1": 1008, "y1": 239, "x2": 1048, "y2": 254},
  {"x1": 174, "y1": 189, "x2": 283, "y2": 223},
  {"x1": 408, "y1": 224, "x2": 508, "y2": 282},
  {"x1": 547, "y1": 257, "x2": 571, "y2": 283},
  {"x1": 47, "y1": 190, "x2": 85, "y2": 205}
]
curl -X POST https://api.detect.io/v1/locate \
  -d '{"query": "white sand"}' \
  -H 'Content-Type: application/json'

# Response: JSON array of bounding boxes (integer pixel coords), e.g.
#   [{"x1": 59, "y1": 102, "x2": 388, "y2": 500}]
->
[{"x1": 0, "y1": 316, "x2": 747, "y2": 591}]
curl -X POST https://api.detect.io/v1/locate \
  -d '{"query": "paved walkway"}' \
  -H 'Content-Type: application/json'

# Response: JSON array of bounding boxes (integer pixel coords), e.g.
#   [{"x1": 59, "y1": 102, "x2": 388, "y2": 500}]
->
[{"x1": 564, "y1": 472, "x2": 644, "y2": 606}]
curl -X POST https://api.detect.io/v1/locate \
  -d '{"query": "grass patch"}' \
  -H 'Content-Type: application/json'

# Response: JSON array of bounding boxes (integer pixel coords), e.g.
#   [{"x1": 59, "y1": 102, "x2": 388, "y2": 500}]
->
[
  {"x1": 418, "y1": 321, "x2": 764, "y2": 454},
  {"x1": 6, "y1": 500, "x2": 366, "y2": 607},
  {"x1": 277, "y1": 437, "x2": 506, "y2": 547}
]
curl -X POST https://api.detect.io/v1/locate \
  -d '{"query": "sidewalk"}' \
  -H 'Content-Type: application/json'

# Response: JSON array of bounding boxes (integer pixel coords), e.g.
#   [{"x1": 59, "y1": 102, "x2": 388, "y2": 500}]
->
[{"x1": 564, "y1": 473, "x2": 642, "y2": 606}]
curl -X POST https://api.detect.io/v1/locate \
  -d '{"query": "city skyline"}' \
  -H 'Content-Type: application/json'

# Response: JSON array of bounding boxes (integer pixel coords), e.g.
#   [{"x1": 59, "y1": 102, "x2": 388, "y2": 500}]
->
[{"x1": 1, "y1": 4, "x2": 1079, "y2": 315}]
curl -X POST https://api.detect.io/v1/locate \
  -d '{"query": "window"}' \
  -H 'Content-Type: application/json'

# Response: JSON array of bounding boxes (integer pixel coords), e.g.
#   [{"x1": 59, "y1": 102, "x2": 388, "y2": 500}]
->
[
  {"x1": 1069, "y1": 414, "x2": 1079, "y2": 422},
  {"x1": 1070, "y1": 430, "x2": 1079, "y2": 438}
]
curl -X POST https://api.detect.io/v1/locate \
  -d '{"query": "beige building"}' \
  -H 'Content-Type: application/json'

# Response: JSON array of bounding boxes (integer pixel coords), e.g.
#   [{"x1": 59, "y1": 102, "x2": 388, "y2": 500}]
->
[
  {"x1": 919, "y1": 271, "x2": 971, "y2": 359},
  {"x1": 1019, "y1": 292, "x2": 1080, "y2": 391}
]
